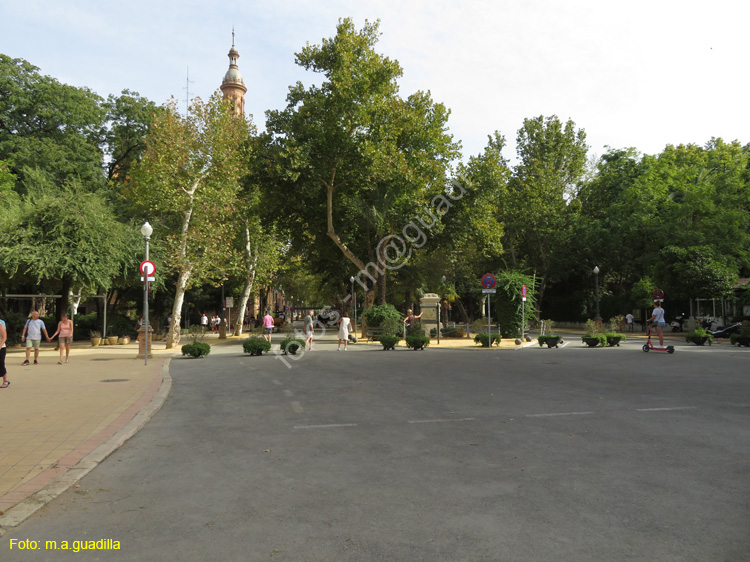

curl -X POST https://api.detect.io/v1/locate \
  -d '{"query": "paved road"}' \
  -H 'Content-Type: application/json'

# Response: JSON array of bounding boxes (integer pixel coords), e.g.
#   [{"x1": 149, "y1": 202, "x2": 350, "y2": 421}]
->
[{"x1": 2, "y1": 337, "x2": 749, "y2": 561}]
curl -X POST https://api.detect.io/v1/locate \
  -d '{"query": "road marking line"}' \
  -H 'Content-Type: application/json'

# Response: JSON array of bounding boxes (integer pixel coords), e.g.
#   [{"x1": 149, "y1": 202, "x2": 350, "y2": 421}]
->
[
  {"x1": 407, "y1": 418, "x2": 478, "y2": 424},
  {"x1": 525, "y1": 411, "x2": 595, "y2": 418},
  {"x1": 636, "y1": 407, "x2": 696, "y2": 412},
  {"x1": 294, "y1": 423, "x2": 358, "y2": 429},
  {"x1": 283, "y1": 389, "x2": 294, "y2": 397},
  {"x1": 291, "y1": 401, "x2": 304, "y2": 413},
  {"x1": 272, "y1": 380, "x2": 283, "y2": 386}
]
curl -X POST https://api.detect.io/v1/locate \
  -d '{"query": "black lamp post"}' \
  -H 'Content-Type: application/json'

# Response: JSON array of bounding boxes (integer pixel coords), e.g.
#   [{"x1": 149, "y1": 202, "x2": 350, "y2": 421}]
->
[{"x1": 593, "y1": 265, "x2": 601, "y2": 325}]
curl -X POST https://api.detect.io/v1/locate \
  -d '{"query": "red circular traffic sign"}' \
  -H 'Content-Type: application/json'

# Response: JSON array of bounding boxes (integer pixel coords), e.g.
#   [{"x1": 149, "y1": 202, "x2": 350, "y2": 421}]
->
[
  {"x1": 522, "y1": 284, "x2": 527, "y2": 298},
  {"x1": 482, "y1": 274, "x2": 496, "y2": 289},
  {"x1": 140, "y1": 260, "x2": 156, "y2": 276},
  {"x1": 652, "y1": 289, "x2": 664, "y2": 300}
]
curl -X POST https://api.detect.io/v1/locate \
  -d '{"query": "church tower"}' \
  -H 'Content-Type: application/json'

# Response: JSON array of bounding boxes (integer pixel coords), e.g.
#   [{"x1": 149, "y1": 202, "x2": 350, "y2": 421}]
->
[{"x1": 220, "y1": 29, "x2": 247, "y2": 116}]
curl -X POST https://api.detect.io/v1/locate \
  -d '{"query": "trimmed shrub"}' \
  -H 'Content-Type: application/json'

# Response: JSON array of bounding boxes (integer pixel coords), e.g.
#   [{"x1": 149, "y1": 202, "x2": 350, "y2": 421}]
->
[
  {"x1": 378, "y1": 334, "x2": 401, "y2": 350},
  {"x1": 243, "y1": 337, "x2": 271, "y2": 356},
  {"x1": 181, "y1": 342, "x2": 211, "y2": 358},
  {"x1": 279, "y1": 337, "x2": 306, "y2": 355},
  {"x1": 405, "y1": 334, "x2": 430, "y2": 350},
  {"x1": 581, "y1": 334, "x2": 607, "y2": 347},
  {"x1": 474, "y1": 333, "x2": 501, "y2": 347}
]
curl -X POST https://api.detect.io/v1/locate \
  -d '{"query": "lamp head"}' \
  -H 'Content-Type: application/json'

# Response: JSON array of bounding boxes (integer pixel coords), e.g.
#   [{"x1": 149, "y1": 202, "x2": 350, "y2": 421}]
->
[
  {"x1": 140, "y1": 221, "x2": 153, "y2": 238},
  {"x1": 593, "y1": 266, "x2": 599, "y2": 275},
  {"x1": 350, "y1": 276, "x2": 354, "y2": 283}
]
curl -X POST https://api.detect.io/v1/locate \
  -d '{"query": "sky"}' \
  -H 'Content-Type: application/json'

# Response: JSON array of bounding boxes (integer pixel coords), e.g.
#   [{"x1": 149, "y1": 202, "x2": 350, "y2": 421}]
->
[{"x1": 1, "y1": 0, "x2": 748, "y2": 163}]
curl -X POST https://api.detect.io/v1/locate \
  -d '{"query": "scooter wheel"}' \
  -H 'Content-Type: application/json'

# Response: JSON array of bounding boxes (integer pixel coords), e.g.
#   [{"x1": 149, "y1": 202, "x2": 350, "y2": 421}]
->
[
  {"x1": 667, "y1": 346, "x2": 675, "y2": 354},
  {"x1": 642, "y1": 344, "x2": 650, "y2": 352}
]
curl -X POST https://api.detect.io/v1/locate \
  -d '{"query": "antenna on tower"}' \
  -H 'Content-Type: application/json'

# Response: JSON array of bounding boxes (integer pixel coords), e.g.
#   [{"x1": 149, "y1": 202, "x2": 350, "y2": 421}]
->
[{"x1": 183, "y1": 67, "x2": 195, "y2": 116}]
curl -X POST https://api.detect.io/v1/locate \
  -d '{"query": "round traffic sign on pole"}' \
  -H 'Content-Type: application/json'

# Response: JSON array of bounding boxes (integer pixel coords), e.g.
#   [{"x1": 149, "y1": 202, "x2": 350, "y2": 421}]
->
[
  {"x1": 653, "y1": 289, "x2": 664, "y2": 300},
  {"x1": 481, "y1": 274, "x2": 496, "y2": 289},
  {"x1": 140, "y1": 260, "x2": 156, "y2": 276},
  {"x1": 522, "y1": 284, "x2": 527, "y2": 298}
]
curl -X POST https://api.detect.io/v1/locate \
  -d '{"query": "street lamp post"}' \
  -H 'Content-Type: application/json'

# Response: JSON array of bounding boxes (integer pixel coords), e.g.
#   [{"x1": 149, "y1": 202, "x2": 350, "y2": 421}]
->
[
  {"x1": 140, "y1": 221, "x2": 153, "y2": 365},
  {"x1": 593, "y1": 265, "x2": 602, "y2": 327},
  {"x1": 350, "y1": 276, "x2": 357, "y2": 336}
]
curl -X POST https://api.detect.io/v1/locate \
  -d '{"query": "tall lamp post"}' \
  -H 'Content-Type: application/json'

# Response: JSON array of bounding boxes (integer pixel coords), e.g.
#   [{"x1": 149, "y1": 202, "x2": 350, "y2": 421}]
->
[
  {"x1": 350, "y1": 276, "x2": 357, "y2": 336},
  {"x1": 593, "y1": 265, "x2": 602, "y2": 327},
  {"x1": 140, "y1": 221, "x2": 153, "y2": 365}
]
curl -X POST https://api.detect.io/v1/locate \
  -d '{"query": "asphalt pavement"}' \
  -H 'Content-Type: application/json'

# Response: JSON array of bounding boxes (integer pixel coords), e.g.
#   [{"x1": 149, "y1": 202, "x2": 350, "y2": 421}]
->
[{"x1": 0, "y1": 330, "x2": 748, "y2": 561}]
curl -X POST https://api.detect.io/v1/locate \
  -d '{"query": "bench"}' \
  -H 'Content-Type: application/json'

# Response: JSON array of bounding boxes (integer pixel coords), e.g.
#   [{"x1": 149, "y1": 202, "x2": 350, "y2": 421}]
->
[{"x1": 364, "y1": 326, "x2": 387, "y2": 341}]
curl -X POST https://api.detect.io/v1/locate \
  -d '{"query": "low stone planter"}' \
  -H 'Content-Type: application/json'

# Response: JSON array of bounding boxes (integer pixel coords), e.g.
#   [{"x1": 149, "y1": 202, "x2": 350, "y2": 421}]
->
[
  {"x1": 690, "y1": 336, "x2": 709, "y2": 346},
  {"x1": 582, "y1": 337, "x2": 600, "y2": 348}
]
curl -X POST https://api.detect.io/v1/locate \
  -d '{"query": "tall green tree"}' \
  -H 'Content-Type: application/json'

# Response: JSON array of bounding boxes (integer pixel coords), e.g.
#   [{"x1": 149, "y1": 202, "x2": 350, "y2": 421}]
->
[
  {"x1": 503, "y1": 115, "x2": 588, "y2": 308},
  {"x1": 265, "y1": 18, "x2": 459, "y2": 311},
  {"x1": 0, "y1": 180, "x2": 137, "y2": 315},
  {"x1": 0, "y1": 54, "x2": 105, "y2": 193},
  {"x1": 127, "y1": 96, "x2": 251, "y2": 347}
]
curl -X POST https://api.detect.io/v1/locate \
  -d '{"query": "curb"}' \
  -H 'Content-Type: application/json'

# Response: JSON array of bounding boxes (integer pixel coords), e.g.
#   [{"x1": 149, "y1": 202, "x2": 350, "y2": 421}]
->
[{"x1": 0, "y1": 358, "x2": 173, "y2": 536}]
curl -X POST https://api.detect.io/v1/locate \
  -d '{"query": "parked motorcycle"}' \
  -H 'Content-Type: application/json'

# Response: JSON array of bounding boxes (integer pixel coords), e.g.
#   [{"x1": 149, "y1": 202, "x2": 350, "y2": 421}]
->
[
  {"x1": 710, "y1": 322, "x2": 742, "y2": 338},
  {"x1": 670, "y1": 313, "x2": 689, "y2": 332}
]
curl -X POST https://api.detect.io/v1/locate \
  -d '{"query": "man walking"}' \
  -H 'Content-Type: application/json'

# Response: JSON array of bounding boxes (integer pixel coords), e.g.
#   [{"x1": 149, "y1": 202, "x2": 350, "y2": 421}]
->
[{"x1": 21, "y1": 311, "x2": 51, "y2": 365}]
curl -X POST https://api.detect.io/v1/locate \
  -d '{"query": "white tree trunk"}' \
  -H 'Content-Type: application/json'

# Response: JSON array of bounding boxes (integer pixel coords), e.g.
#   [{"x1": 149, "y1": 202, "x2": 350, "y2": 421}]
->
[
  {"x1": 166, "y1": 267, "x2": 192, "y2": 348},
  {"x1": 233, "y1": 223, "x2": 258, "y2": 336}
]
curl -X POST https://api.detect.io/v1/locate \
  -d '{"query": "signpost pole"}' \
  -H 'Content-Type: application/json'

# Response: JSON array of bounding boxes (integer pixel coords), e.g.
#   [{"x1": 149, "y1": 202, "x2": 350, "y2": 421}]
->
[
  {"x1": 487, "y1": 295, "x2": 491, "y2": 342},
  {"x1": 521, "y1": 296, "x2": 525, "y2": 341}
]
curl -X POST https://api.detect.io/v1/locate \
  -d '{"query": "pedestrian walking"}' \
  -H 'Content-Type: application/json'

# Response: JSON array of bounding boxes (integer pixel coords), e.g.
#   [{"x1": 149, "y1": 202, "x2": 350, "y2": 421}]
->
[
  {"x1": 304, "y1": 310, "x2": 315, "y2": 350},
  {"x1": 625, "y1": 312, "x2": 634, "y2": 332},
  {"x1": 21, "y1": 311, "x2": 51, "y2": 365},
  {"x1": 0, "y1": 315, "x2": 9, "y2": 388},
  {"x1": 337, "y1": 312, "x2": 352, "y2": 351},
  {"x1": 50, "y1": 312, "x2": 74, "y2": 364},
  {"x1": 262, "y1": 310, "x2": 274, "y2": 343},
  {"x1": 200, "y1": 313, "x2": 209, "y2": 334}
]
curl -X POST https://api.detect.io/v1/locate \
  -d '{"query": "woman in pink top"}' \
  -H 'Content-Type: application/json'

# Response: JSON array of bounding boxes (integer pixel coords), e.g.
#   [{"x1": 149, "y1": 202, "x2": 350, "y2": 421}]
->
[
  {"x1": 263, "y1": 310, "x2": 275, "y2": 342},
  {"x1": 51, "y1": 312, "x2": 74, "y2": 364}
]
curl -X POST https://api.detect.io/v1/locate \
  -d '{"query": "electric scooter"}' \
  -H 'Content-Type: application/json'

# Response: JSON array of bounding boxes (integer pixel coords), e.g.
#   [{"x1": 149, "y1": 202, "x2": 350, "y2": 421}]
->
[{"x1": 642, "y1": 322, "x2": 675, "y2": 354}]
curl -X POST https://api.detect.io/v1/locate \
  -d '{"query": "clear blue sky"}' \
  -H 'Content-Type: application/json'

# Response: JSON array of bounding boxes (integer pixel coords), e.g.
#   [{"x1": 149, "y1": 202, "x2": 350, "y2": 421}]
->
[{"x1": 2, "y1": 0, "x2": 747, "y2": 163}]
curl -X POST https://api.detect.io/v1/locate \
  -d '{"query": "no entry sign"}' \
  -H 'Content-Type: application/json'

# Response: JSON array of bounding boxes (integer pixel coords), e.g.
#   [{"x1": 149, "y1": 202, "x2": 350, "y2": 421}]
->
[{"x1": 140, "y1": 260, "x2": 156, "y2": 276}]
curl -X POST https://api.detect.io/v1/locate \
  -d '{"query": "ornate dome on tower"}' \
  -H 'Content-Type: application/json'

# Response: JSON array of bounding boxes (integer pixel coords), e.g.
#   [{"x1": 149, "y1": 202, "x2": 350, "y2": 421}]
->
[{"x1": 220, "y1": 29, "x2": 247, "y2": 116}]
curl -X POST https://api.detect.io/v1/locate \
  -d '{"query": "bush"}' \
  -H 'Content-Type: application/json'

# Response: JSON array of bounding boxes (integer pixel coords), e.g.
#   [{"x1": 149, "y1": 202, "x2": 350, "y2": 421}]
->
[
  {"x1": 2, "y1": 311, "x2": 28, "y2": 346},
  {"x1": 381, "y1": 316, "x2": 403, "y2": 337},
  {"x1": 604, "y1": 332, "x2": 627, "y2": 346},
  {"x1": 181, "y1": 342, "x2": 211, "y2": 358},
  {"x1": 685, "y1": 327, "x2": 713, "y2": 345},
  {"x1": 362, "y1": 304, "x2": 403, "y2": 328},
  {"x1": 74, "y1": 311, "x2": 101, "y2": 341},
  {"x1": 243, "y1": 337, "x2": 271, "y2": 356},
  {"x1": 108, "y1": 314, "x2": 137, "y2": 338},
  {"x1": 378, "y1": 334, "x2": 400, "y2": 350},
  {"x1": 405, "y1": 334, "x2": 430, "y2": 350},
  {"x1": 537, "y1": 334, "x2": 561, "y2": 347},
  {"x1": 581, "y1": 334, "x2": 608, "y2": 347},
  {"x1": 474, "y1": 333, "x2": 501, "y2": 347},
  {"x1": 279, "y1": 337, "x2": 306, "y2": 355}
]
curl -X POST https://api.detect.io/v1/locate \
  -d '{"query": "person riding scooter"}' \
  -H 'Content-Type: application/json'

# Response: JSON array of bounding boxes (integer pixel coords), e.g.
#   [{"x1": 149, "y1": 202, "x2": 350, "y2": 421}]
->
[{"x1": 647, "y1": 300, "x2": 666, "y2": 347}]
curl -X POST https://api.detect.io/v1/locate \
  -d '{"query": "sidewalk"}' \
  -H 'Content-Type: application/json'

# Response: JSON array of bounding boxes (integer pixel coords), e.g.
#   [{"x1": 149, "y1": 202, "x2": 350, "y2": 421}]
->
[{"x1": 0, "y1": 338, "x2": 179, "y2": 533}]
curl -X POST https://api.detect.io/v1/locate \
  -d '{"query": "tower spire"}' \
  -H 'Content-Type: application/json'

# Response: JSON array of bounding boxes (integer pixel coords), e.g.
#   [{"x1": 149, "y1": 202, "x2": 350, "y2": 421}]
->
[{"x1": 220, "y1": 29, "x2": 247, "y2": 116}]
